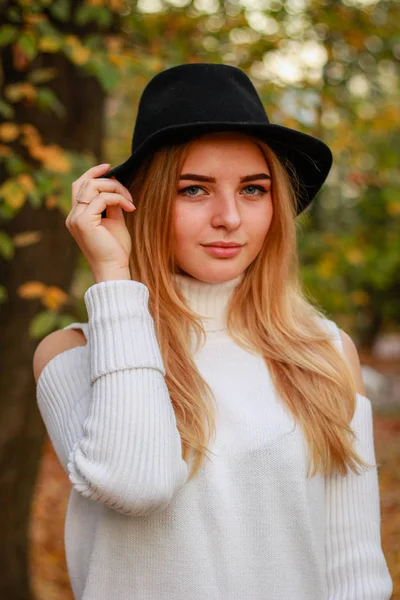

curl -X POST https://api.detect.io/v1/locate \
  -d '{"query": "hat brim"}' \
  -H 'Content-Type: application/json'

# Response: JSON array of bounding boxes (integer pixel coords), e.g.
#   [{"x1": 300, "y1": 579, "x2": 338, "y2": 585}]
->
[{"x1": 102, "y1": 122, "x2": 332, "y2": 215}]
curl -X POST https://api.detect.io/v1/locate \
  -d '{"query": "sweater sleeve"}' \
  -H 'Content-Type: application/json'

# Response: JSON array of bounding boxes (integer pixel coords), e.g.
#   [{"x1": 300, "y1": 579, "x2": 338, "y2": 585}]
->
[
  {"x1": 37, "y1": 279, "x2": 189, "y2": 517},
  {"x1": 323, "y1": 319, "x2": 393, "y2": 598},
  {"x1": 36, "y1": 336, "x2": 91, "y2": 476},
  {"x1": 324, "y1": 393, "x2": 393, "y2": 599}
]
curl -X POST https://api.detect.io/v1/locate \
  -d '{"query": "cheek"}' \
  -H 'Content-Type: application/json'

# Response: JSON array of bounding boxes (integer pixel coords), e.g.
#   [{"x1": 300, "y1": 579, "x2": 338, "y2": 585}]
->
[
  {"x1": 174, "y1": 202, "x2": 200, "y2": 255},
  {"x1": 248, "y1": 202, "x2": 273, "y2": 247},
  {"x1": 173, "y1": 203, "x2": 203, "y2": 246}
]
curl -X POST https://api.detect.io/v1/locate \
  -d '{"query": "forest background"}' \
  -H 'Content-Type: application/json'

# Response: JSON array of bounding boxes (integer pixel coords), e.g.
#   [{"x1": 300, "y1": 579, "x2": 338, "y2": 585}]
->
[{"x1": 0, "y1": 0, "x2": 399, "y2": 598}]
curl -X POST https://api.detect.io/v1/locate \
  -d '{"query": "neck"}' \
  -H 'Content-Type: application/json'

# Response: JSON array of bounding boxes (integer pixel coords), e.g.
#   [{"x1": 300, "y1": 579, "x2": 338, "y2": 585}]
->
[{"x1": 172, "y1": 272, "x2": 245, "y2": 332}]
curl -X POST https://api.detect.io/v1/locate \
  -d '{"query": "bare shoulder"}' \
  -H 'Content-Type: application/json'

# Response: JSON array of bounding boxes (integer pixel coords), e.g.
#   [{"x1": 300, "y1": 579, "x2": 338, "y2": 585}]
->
[
  {"x1": 338, "y1": 328, "x2": 367, "y2": 396},
  {"x1": 33, "y1": 328, "x2": 87, "y2": 384}
]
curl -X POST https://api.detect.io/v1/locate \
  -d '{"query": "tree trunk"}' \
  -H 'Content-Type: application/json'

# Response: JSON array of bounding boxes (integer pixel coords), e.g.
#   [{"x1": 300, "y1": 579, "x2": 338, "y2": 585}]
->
[{"x1": 0, "y1": 48, "x2": 106, "y2": 599}]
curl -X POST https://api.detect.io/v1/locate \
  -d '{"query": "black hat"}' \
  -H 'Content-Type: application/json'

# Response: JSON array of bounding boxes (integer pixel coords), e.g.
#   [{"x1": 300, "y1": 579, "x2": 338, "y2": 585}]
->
[{"x1": 103, "y1": 63, "x2": 332, "y2": 215}]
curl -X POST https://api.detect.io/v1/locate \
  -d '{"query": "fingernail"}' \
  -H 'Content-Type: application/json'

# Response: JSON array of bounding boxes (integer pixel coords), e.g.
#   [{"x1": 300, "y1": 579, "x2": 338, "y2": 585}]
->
[{"x1": 99, "y1": 163, "x2": 110, "y2": 167}]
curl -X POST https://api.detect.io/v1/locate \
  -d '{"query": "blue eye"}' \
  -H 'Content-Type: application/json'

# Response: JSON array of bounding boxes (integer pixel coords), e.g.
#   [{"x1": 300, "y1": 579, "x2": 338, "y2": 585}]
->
[
  {"x1": 242, "y1": 184, "x2": 267, "y2": 196},
  {"x1": 180, "y1": 185, "x2": 204, "y2": 196},
  {"x1": 178, "y1": 184, "x2": 268, "y2": 197}
]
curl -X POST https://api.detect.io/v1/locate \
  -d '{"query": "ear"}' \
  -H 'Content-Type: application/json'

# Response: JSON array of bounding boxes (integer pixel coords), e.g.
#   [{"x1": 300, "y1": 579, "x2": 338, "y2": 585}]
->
[{"x1": 338, "y1": 328, "x2": 367, "y2": 397}]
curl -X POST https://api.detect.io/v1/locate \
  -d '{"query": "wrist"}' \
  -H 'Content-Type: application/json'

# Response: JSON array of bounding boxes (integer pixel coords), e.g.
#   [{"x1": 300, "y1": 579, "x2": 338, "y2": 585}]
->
[{"x1": 93, "y1": 267, "x2": 131, "y2": 283}]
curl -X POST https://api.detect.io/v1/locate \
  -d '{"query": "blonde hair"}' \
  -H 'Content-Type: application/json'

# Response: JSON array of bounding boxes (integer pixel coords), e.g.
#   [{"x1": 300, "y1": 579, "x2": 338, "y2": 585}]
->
[{"x1": 124, "y1": 133, "x2": 374, "y2": 482}]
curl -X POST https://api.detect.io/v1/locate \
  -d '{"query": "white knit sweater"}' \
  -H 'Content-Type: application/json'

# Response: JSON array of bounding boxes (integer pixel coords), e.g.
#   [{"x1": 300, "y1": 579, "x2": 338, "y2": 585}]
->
[{"x1": 36, "y1": 273, "x2": 393, "y2": 600}]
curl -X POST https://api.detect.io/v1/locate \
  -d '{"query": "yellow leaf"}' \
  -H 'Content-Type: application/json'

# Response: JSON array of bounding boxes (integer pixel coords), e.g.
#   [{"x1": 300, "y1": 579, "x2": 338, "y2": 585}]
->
[
  {"x1": 20, "y1": 123, "x2": 40, "y2": 137},
  {"x1": 0, "y1": 122, "x2": 20, "y2": 142},
  {"x1": 109, "y1": 54, "x2": 125, "y2": 66},
  {"x1": 0, "y1": 179, "x2": 27, "y2": 209},
  {"x1": 13, "y1": 231, "x2": 42, "y2": 248},
  {"x1": 29, "y1": 144, "x2": 71, "y2": 173},
  {"x1": 387, "y1": 200, "x2": 400, "y2": 216},
  {"x1": 5, "y1": 82, "x2": 36, "y2": 102},
  {"x1": 317, "y1": 254, "x2": 336, "y2": 278},
  {"x1": 64, "y1": 34, "x2": 80, "y2": 46},
  {"x1": 70, "y1": 45, "x2": 91, "y2": 65},
  {"x1": 346, "y1": 248, "x2": 364, "y2": 265},
  {"x1": 20, "y1": 123, "x2": 42, "y2": 148},
  {"x1": 18, "y1": 281, "x2": 47, "y2": 299},
  {"x1": 16, "y1": 173, "x2": 35, "y2": 192},
  {"x1": 351, "y1": 290, "x2": 369, "y2": 306},
  {"x1": 42, "y1": 286, "x2": 69, "y2": 311},
  {"x1": 39, "y1": 37, "x2": 62, "y2": 52}
]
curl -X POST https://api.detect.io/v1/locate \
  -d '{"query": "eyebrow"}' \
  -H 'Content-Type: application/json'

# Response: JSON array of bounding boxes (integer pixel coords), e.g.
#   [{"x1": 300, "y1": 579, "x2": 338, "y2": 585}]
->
[{"x1": 179, "y1": 173, "x2": 272, "y2": 183}]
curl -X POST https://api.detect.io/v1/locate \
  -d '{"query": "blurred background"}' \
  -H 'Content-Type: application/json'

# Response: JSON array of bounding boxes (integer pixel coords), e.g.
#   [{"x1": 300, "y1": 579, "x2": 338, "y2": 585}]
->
[{"x1": 0, "y1": 0, "x2": 399, "y2": 598}]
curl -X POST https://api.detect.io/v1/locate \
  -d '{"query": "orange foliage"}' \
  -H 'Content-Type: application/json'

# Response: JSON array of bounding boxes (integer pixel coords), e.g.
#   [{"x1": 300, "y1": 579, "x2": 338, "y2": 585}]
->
[
  {"x1": 0, "y1": 122, "x2": 20, "y2": 141},
  {"x1": 18, "y1": 282, "x2": 69, "y2": 310}
]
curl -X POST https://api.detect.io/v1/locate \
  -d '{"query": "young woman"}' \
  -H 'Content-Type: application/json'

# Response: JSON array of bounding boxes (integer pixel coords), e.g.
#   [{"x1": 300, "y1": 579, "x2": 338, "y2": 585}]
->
[{"x1": 33, "y1": 64, "x2": 393, "y2": 599}]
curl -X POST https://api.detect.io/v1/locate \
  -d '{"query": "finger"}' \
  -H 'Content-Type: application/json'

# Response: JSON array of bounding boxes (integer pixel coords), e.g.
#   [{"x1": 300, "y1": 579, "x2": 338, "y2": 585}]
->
[
  {"x1": 95, "y1": 178, "x2": 133, "y2": 203},
  {"x1": 71, "y1": 163, "x2": 110, "y2": 205},
  {"x1": 104, "y1": 177, "x2": 127, "y2": 222},
  {"x1": 73, "y1": 163, "x2": 110, "y2": 191},
  {"x1": 106, "y1": 204, "x2": 126, "y2": 223},
  {"x1": 70, "y1": 181, "x2": 134, "y2": 222},
  {"x1": 77, "y1": 177, "x2": 133, "y2": 206},
  {"x1": 71, "y1": 192, "x2": 135, "y2": 225}
]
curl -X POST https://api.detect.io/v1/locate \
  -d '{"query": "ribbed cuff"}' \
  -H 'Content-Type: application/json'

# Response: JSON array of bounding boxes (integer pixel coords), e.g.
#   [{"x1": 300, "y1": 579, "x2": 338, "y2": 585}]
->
[{"x1": 84, "y1": 280, "x2": 166, "y2": 383}]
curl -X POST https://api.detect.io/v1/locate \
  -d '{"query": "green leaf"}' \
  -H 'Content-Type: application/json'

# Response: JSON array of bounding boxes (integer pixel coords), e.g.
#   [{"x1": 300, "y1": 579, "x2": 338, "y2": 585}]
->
[
  {"x1": 57, "y1": 314, "x2": 79, "y2": 329},
  {"x1": 74, "y1": 4, "x2": 96, "y2": 26},
  {"x1": 49, "y1": 0, "x2": 71, "y2": 22},
  {"x1": 382, "y1": 187, "x2": 400, "y2": 204},
  {"x1": 74, "y1": 5, "x2": 112, "y2": 27},
  {"x1": 4, "y1": 155, "x2": 29, "y2": 176},
  {"x1": 0, "y1": 203, "x2": 15, "y2": 220},
  {"x1": 0, "y1": 231, "x2": 14, "y2": 260},
  {"x1": 96, "y1": 7, "x2": 113, "y2": 27},
  {"x1": 89, "y1": 59, "x2": 120, "y2": 92},
  {"x1": 18, "y1": 31, "x2": 39, "y2": 61},
  {"x1": 30, "y1": 311, "x2": 59, "y2": 339},
  {"x1": 28, "y1": 67, "x2": 59, "y2": 85},
  {"x1": 84, "y1": 34, "x2": 102, "y2": 51},
  {"x1": 36, "y1": 87, "x2": 66, "y2": 117},
  {"x1": 0, "y1": 25, "x2": 18, "y2": 47},
  {"x1": 0, "y1": 98, "x2": 15, "y2": 119},
  {"x1": 27, "y1": 187, "x2": 43, "y2": 209},
  {"x1": 35, "y1": 170, "x2": 59, "y2": 196}
]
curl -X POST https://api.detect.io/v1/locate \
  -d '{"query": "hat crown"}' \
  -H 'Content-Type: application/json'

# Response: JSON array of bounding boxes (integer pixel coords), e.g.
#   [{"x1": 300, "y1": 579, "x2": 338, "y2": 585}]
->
[
  {"x1": 104, "y1": 62, "x2": 332, "y2": 215},
  {"x1": 132, "y1": 63, "x2": 269, "y2": 152}
]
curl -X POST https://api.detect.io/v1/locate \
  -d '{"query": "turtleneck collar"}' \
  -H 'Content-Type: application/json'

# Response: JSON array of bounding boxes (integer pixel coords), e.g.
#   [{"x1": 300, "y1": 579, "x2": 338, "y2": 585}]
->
[{"x1": 172, "y1": 272, "x2": 245, "y2": 332}]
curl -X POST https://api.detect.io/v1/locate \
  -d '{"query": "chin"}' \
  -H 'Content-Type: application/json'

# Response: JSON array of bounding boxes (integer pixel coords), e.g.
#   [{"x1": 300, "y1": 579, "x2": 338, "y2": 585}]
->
[{"x1": 195, "y1": 267, "x2": 245, "y2": 283}]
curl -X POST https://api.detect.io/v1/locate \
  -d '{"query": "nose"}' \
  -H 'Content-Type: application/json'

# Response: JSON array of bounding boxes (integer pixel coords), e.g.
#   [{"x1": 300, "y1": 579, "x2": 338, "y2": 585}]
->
[{"x1": 210, "y1": 192, "x2": 241, "y2": 230}]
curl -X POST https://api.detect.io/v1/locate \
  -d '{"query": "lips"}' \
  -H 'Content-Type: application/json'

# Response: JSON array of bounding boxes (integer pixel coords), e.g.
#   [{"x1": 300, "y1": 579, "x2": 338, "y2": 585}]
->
[
  {"x1": 202, "y1": 243, "x2": 243, "y2": 248},
  {"x1": 202, "y1": 244, "x2": 243, "y2": 258}
]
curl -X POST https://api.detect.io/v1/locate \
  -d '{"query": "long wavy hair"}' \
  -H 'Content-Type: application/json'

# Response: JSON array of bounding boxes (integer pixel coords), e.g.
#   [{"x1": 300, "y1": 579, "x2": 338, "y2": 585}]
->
[{"x1": 123, "y1": 132, "x2": 374, "y2": 482}]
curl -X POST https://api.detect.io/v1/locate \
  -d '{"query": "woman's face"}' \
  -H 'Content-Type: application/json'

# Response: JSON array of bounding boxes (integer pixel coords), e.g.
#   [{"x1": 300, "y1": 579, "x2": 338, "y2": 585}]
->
[{"x1": 173, "y1": 131, "x2": 273, "y2": 283}]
